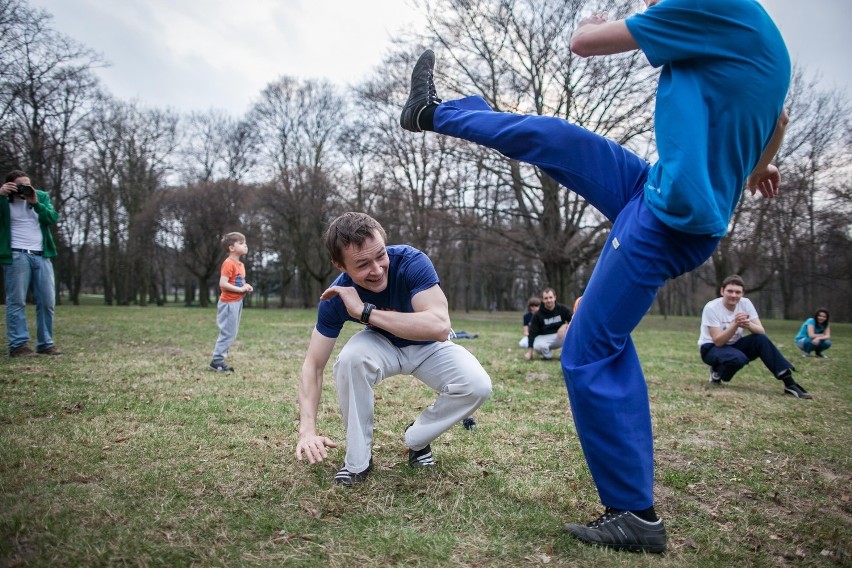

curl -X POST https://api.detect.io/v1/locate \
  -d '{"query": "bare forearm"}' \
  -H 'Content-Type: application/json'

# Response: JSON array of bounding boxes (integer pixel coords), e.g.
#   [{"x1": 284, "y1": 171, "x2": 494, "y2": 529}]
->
[
  {"x1": 368, "y1": 309, "x2": 451, "y2": 342},
  {"x1": 751, "y1": 110, "x2": 789, "y2": 176},
  {"x1": 297, "y1": 368, "x2": 323, "y2": 437}
]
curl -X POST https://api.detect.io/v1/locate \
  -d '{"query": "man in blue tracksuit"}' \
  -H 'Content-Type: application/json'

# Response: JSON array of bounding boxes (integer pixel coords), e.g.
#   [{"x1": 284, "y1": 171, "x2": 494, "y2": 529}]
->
[{"x1": 400, "y1": 0, "x2": 790, "y2": 553}]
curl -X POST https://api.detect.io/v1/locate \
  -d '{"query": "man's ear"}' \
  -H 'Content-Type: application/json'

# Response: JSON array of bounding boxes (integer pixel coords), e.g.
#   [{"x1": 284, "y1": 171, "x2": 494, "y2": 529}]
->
[{"x1": 332, "y1": 260, "x2": 346, "y2": 273}]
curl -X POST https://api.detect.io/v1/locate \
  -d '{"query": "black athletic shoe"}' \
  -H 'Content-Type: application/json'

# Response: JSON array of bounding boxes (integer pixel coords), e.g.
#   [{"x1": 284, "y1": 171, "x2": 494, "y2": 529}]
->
[
  {"x1": 400, "y1": 49, "x2": 442, "y2": 132},
  {"x1": 208, "y1": 361, "x2": 234, "y2": 372},
  {"x1": 708, "y1": 368, "x2": 722, "y2": 385},
  {"x1": 405, "y1": 422, "x2": 436, "y2": 467},
  {"x1": 783, "y1": 382, "x2": 813, "y2": 399},
  {"x1": 333, "y1": 459, "x2": 373, "y2": 486},
  {"x1": 563, "y1": 508, "x2": 667, "y2": 554},
  {"x1": 409, "y1": 445, "x2": 436, "y2": 467}
]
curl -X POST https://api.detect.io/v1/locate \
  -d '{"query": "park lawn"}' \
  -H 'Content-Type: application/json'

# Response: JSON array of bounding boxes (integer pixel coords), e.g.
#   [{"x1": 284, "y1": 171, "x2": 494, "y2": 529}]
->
[{"x1": 1, "y1": 305, "x2": 849, "y2": 567}]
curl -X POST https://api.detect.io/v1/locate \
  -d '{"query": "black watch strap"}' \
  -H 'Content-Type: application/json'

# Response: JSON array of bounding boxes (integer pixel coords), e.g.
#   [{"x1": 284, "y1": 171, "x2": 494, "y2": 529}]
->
[{"x1": 360, "y1": 303, "x2": 375, "y2": 324}]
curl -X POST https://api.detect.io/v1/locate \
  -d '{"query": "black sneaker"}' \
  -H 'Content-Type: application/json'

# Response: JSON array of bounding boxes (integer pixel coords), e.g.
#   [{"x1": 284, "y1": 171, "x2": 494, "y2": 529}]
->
[
  {"x1": 405, "y1": 422, "x2": 436, "y2": 467},
  {"x1": 400, "y1": 49, "x2": 442, "y2": 132},
  {"x1": 783, "y1": 382, "x2": 813, "y2": 399},
  {"x1": 208, "y1": 361, "x2": 234, "y2": 372},
  {"x1": 333, "y1": 459, "x2": 373, "y2": 486},
  {"x1": 409, "y1": 444, "x2": 436, "y2": 467},
  {"x1": 708, "y1": 368, "x2": 721, "y2": 385},
  {"x1": 563, "y1": 508, "x2": 667, "y2": 554},
  {"x1": 815, "y1": 352, "x2": 828, "y2": 359}
]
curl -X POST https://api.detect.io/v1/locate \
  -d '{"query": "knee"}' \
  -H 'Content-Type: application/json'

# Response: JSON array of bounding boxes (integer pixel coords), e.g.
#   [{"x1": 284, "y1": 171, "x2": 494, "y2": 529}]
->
[
  {"x1": 821, "y1": 339, "x2": 832, "y2": 349},
  {"x1": 466, "y1": 370, "x2": 493, "y2": 403},
  {"x1": 333, "y1": 349, "x2": 381, "y2": 384}
]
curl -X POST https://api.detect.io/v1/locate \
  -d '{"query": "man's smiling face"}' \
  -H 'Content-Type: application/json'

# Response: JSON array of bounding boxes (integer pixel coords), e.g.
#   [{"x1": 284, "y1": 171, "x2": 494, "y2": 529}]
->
[{"x1": 334, "y1": 233, "x2": 390, "y2": 293}]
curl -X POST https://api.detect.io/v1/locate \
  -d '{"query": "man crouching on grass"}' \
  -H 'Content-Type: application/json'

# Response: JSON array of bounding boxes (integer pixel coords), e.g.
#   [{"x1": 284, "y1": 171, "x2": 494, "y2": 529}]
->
[{"x1": 294, "y1": 212, "x2": 492, "y2": 486}]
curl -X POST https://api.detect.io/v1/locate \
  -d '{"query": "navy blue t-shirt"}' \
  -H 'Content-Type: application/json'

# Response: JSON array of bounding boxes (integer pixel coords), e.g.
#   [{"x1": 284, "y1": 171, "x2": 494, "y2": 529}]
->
[
  {"x1": 315, "y1": 245, "x2": 441, "y2": 347},
  {"x1": 626, "y1": 0, "x2": 790, "y2": 237}
]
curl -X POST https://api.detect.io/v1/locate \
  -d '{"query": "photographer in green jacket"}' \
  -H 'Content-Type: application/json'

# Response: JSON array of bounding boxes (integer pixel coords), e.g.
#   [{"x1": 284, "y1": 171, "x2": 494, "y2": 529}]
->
[{"x1": 1, "y1": 169, "x2": 61, "y2": 356}]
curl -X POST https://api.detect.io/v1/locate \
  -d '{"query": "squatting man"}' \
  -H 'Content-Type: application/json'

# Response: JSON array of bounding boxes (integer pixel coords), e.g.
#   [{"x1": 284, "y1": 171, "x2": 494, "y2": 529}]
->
[{"x1": 294, "y1": 212, "x2": 492, "y2": 485}]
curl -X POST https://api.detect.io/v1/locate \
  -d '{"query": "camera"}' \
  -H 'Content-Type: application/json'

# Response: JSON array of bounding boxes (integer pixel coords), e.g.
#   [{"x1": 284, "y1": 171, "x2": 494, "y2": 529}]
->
[{"x1": 16, "y1": 183, "x2": 35, "y2": 198}]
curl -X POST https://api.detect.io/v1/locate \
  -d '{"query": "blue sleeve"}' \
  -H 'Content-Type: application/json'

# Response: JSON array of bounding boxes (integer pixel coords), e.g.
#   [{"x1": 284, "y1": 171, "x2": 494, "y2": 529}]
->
[
  {"x1": 402, "y1": 250, "x2": 440, "y2": 298},
  {"x1": 626, "y1": 0, "x2": 711, "y2": 68},
  {"x1": 315, "y1": 296, "x2": 349, "y2": 339}
]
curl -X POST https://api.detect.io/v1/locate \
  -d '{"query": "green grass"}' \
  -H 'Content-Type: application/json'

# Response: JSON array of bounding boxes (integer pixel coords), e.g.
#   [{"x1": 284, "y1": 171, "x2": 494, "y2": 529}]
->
[{"x1": 1, "y1": 305, "x2": 850, "y2": 567}]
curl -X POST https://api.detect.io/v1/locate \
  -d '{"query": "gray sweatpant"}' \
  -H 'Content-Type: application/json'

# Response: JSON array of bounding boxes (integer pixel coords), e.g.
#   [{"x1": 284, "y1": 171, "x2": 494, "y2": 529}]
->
[
  {"x1": 211, "y1": 299, "x2": 243, "y2": 363},
  {"x1": 333, "y1": 329, "x2": 492, "y2": 473},
  {"x1": 532, "y1": 333, "x2": 563, "y2": 360}
]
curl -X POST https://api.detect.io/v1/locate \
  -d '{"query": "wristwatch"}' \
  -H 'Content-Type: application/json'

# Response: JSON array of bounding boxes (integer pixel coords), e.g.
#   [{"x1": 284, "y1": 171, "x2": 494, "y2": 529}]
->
[{"x1": 360, "y1": 303, "x2": 375, "y2": 324}]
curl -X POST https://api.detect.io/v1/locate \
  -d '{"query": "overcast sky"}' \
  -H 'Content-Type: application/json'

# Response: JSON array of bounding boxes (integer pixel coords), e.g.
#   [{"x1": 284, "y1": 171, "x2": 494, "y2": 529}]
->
[{"x1": 28, "y1": 0, "x2": 852, "y2": 115}]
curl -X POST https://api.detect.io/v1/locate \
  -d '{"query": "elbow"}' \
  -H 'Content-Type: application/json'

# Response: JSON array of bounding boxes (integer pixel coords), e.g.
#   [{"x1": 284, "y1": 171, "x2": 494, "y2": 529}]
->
[
  {"x1": 436, "y1": 324, "x2": 453, "y2": 342},
  {"x1": 779, "y1": 109, "x2": 789, "y2": 127}
]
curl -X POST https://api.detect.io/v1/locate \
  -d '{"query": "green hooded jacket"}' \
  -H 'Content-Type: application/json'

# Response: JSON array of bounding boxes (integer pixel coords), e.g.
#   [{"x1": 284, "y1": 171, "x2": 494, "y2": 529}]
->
[{"x1": 0, "y1": 189, "x2": 59, "y2": 264}]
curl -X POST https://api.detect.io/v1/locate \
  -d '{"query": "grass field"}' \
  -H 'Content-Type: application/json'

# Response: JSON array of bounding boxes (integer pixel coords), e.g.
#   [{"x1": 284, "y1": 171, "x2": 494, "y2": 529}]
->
[{"x1": 1, "y1": 304, "x2": 850, "y2": 567}]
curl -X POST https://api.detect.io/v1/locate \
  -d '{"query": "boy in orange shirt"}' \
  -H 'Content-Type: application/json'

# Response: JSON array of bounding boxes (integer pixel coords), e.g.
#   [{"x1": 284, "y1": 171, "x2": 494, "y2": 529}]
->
[{"x1": 209, "y1": 232, "x2": 253, "y2": 372}]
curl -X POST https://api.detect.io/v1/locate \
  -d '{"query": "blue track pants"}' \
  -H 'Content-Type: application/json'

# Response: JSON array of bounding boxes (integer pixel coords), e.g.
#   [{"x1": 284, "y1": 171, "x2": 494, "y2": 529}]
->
[{"x1": 434, "y1": 96, "x2": 720, "y2": 510}]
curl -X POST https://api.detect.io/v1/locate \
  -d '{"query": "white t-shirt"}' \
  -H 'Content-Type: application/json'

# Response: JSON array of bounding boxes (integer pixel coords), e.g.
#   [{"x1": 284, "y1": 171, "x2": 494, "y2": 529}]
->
[
  {"x1": 9, "y1": 197, "x2": 43, "y2": 251},
  {"x1": 697, "y1": 297, "x2": 759, "y2": 347}
]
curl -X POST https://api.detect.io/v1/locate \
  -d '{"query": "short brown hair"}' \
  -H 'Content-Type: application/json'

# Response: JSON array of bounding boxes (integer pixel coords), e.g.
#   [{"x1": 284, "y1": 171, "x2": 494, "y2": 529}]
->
[
  {"x1": 221, "y1": 231, "x2": 245, "y2": 252},
  {"x1": 527, "y1": 296, "x2": 541, "y2": 308},
  {"x1": 324, "y1": 212, "x2": 387, "y2": 265},
  {"x1": 721, "y1": 274, "x2": 745, "y2": 289},
  {"x1": 5, "y1": 170, "x2": 28, "y2": 183}
]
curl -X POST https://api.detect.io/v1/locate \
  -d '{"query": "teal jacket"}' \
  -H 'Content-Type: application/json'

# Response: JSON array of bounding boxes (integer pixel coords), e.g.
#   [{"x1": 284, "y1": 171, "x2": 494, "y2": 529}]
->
[{"x1": 0, "y1": 189, "x2": 59, "y2": 264}]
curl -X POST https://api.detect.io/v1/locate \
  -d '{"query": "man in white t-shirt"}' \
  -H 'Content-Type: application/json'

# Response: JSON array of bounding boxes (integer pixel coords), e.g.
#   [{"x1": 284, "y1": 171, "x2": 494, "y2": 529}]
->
[{"x1": 698, "y1": 274, "x2": 811, "y2": 399}]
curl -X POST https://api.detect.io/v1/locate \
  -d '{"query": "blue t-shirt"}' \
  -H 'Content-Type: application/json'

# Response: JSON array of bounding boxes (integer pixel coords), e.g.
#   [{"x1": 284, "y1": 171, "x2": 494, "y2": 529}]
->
[
  {"x1": 626, "y1": 0, "x2": 790, "y2": 237},
  {"x1": 795, "y1": 318, "x2": 826, "y2": 342},
  {"x1": 315, "y1": 244, "x2": 441, "y2": 348}
]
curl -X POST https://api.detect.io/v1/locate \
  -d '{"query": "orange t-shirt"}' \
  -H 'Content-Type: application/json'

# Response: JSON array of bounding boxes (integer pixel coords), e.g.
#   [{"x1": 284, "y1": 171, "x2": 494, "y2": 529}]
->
[{"x1": 219, "y1": 257, "x2": 246, "y2": 303}]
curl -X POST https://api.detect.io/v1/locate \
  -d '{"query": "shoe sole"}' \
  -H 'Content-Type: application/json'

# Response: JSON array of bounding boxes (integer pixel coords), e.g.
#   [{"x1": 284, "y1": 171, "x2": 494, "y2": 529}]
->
[{"x1": 400, "y1": 50, "x2": 436, "y2": 132}]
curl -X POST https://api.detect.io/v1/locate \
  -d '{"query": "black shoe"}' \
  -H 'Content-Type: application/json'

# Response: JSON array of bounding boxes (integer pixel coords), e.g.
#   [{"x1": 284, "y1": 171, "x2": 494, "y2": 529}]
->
[
  {"x1": 405, "y1": 422, "x2": 436, "y2": 467},
  {"x1": 708, "y1": 368, "x2": 721, "y2": 385},
  {"x1": 333, "y1": 459, "x2": 372, "y2": 486},
  {"x1": 815, "y1": 352, "x2": 828, "y2": 359},
  {"x1": 400, "y1": 49, "x2": 442, "y2": 132},
  {"x1": 208, "y1": 361, "x2": 234, "y2": 372},
  {"x1": 409, "y1": 444, "x2": 436, "y2": 467},
  {"x1": 783, "y1": 382, "x2": 813, "y2": 399},
  {"x1": 563, "y1": 508, "x2": 667, "y2": 554}
]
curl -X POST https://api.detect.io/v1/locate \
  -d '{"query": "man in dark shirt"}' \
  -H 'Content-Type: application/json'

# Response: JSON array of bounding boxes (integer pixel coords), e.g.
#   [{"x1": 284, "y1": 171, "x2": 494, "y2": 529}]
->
[{"x1": 526, "y1": 288, "x2": 572, "y2": 361}]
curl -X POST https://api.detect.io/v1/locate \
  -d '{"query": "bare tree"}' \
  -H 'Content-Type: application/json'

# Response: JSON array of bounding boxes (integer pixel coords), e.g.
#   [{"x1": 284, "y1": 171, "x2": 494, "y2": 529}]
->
[
  {"x1": 249, "y1": 76, "x2": 345, "y2": 305},
  {"x1": 158, "y1": 180, "x2": 250, "y2": 307},
  {"x1": 0, "y1": 0, "x2": 102, "y2": 303}
]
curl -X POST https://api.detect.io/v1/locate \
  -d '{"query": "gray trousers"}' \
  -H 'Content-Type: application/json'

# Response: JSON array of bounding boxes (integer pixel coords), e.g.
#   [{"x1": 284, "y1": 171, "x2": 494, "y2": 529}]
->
[
  {"x1": 333, "y1": 330, "x2": 492, "y2": 473},
  {"x1": 531, "y1": 333, "x2": 564, "y2": 360},
  {"x1": 211, "y1": 299, "x2": 243, "y2": 362}
]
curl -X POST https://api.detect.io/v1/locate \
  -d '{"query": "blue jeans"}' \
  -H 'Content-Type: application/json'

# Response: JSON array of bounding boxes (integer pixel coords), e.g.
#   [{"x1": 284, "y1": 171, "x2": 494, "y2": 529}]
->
[
  {"x1": 795, "y1": 337, "x2": 831, "y2": 355},
  {"x1": 701, "y1": 335, "x2": 792, "y2": 381},
  {"x1": 434, "y1": 96, "x2": 720, "y2": 510},
  {"x1": 3, "y1": 251, "x2": 56, "y2": 351}
]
